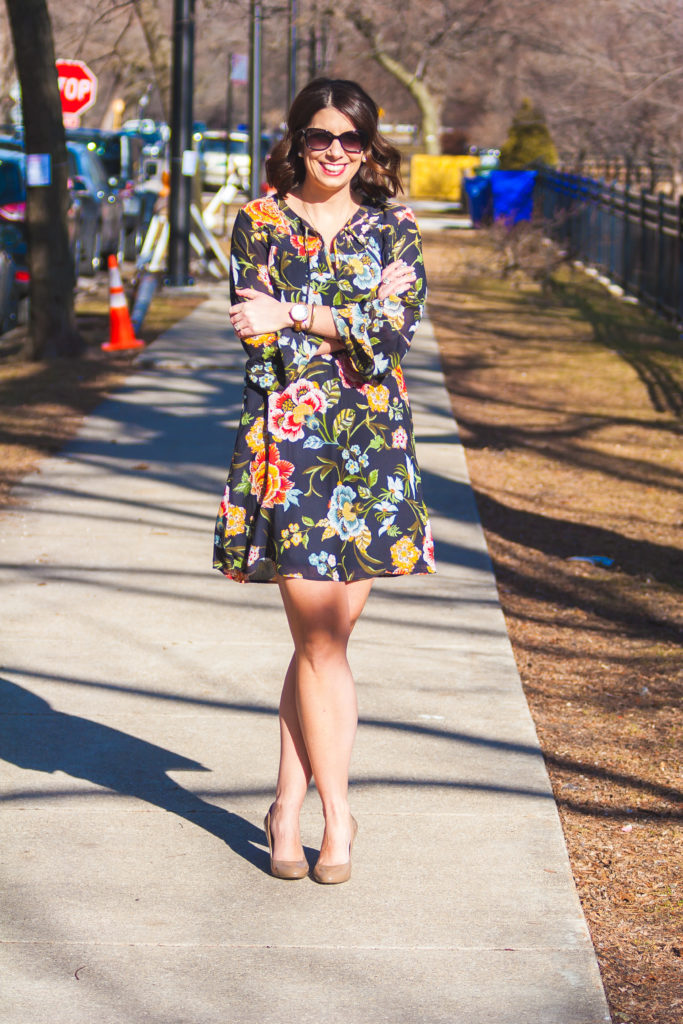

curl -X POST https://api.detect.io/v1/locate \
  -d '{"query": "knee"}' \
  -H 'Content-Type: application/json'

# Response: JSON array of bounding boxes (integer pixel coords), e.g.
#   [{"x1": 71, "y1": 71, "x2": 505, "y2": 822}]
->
[{"x1": 297, "y1": 627, "x2": 350, "y2": 673}]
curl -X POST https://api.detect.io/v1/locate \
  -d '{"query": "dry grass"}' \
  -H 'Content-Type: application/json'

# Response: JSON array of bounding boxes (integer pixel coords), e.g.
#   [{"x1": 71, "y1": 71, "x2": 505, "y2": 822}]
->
[{"x1": 423, "y1": 228, "x2": 682, "y2": 1024}]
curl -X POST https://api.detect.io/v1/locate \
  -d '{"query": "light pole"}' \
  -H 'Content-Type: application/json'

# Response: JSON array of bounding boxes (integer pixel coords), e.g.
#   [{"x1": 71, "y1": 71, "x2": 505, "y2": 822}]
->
[
  {"x1": 167, "y1": 0, "x2": 196, "y2": 286},
  {"x1": 287, "y1": 0, "x2": 297, "y2": 115},
  {"x1": 248, "y1": 0, "x2": 262, "y2": 199}
]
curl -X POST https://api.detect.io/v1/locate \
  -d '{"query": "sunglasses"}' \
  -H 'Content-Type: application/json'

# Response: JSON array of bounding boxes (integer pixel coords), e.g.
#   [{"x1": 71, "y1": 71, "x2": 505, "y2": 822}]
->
[{"x1": 301, "y1": 128, "x2": 368, "y2": 155}]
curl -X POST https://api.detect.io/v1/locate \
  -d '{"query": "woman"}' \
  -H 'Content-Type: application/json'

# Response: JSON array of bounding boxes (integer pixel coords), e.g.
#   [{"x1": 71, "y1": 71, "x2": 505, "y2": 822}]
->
[{"x1": 214, "y1": 78, "x2": 435, "y2": 884}]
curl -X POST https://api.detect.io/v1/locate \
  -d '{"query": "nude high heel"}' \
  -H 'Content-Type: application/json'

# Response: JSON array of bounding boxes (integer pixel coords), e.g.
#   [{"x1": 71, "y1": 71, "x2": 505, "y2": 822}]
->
[
  {"x1": 312, "y1": 815, "x2": 358, "y2": 885},
  {"x1": 264, "y1": 805, "x2": 309, "y2": 880}
]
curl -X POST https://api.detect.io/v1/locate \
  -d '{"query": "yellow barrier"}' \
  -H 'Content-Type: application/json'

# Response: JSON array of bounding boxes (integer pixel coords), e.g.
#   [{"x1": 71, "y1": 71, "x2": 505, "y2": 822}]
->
[{"x1": 409, "y1": 154, "x2": 481, "y2": 201}]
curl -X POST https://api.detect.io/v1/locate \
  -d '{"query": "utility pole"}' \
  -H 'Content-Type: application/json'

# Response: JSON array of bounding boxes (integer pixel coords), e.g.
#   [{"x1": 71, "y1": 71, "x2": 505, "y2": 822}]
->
[
  {"x1": 248, "y1": 0, "x2": 263, "y2": 199},
  {"x1": 287, "y1": 0, "x2": 297, "y2": 114},
  {"x1": 167, "y1": 0, "x2": 195, "y2": 285}
]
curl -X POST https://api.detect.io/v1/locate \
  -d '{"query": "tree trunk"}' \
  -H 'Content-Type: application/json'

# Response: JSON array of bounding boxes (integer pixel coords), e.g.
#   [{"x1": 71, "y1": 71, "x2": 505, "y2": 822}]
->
[
  {"x1": 371, "y1": 49, "x2": 443, "y2": 155},
  {"x1": 5, "y1": 0, "x2": 82, "y2": 359},
  {"x1": 345, "y1": 10, "x2": 443, "y2": 154},
  {"x1": 131, "y1": 0, "x2": 172, "y2": 123}
]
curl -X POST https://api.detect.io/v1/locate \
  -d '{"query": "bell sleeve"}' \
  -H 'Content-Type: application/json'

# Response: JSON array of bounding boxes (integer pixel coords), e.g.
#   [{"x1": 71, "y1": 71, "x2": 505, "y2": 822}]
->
[
  {"x1": 230, "y1": 207, "x2": 317, "y2": 392},
  {"x1": 330, "y1": 206, "x2": 427, "y2": 381}
]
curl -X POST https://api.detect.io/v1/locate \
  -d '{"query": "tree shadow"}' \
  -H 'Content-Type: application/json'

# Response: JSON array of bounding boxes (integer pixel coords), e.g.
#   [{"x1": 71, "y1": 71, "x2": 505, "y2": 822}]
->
[
  {"x1": 0, "y1": 676, "x2": 296, "y2": 875},
  {"x1": 475, "y1": 491, "x2": 683, "y2": 598}
]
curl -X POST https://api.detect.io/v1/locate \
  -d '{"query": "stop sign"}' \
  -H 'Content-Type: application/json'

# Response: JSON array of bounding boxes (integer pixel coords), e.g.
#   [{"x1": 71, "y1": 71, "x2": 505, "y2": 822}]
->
[{"x1": 56, "y1": 59, "x2": 98, "y2": 117}]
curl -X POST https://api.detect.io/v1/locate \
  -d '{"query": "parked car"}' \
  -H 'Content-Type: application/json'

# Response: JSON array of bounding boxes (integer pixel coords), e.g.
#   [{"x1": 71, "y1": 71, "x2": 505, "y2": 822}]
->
[
  {"x1": 0, "y1": 148, "x2": 28, "y2": 330},
  {"x1": 66, "y1": 140, "x2": 124, "y2": 276},
  {"x1": 0, "y1": 146, "x2": 82, "y2": 331},
  {"x1": 198, "y1": 131, "x2": 273, "y2": 192},
  {"x1": 0, "y1": 134, "x2": 24, "y2": 152},
  {"x1": 66, "y1": 128, "x2": 150, "y2": 260}
]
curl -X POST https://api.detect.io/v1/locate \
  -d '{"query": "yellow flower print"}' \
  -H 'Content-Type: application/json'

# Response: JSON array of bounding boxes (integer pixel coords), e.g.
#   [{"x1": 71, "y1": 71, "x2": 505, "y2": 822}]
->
[
  {"x1": 390, "y1": 535, "x2": 420, "y2": 574},
  {"x1": 366, "y1": 384, "x2": 390, "y2": 412},
  {"x1": 246, "y1": 332, "x2": 278, "y2": 348},
  {"x1": 245, "y1": 417, "x2": 266, "y2": 453},
  {"x1": 223, "y1": 504, "x2": 247, "y2": 537},
  {"x1": 282, "y1": 524, "x2": 302, "y2": 549}
]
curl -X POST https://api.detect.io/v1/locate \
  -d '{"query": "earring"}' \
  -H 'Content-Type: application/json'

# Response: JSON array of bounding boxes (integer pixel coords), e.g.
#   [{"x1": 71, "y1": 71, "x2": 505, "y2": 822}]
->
[{"x1": 361, "y1": 155, "x2": 367, "y2": 163}]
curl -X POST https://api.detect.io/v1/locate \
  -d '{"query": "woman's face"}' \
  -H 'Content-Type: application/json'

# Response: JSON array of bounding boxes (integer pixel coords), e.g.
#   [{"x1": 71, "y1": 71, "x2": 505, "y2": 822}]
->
[{"x1": 299, "y1": 106, "x2": 366, "y2": 196}]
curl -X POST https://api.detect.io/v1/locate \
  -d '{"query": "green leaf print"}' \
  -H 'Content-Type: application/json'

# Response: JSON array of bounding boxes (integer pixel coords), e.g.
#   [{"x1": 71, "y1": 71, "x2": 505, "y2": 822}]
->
[
  {"x1": 333, "y1": 409, "x2": 356, "y2": 436},
  {"x1": 234, "y1": 469, "x2": 252, "y2": 495},
  {"x1": 367, "y1": 468, "x2": 378, "y2": 488},
  {"x1": 323, "y1": 379, "x2": 341, "y2": 404},
  {"x1": 302, "y1": 515, "x2": 315, "y2": 527},
  {"x1": 368, "y1": 435, "x2": 385, "y2": 450}
]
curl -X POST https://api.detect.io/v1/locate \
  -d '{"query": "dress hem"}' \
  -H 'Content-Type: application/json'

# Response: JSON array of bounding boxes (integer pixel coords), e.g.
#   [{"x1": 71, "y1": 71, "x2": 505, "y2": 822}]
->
[{"x1": 213, "y1": 561, "x2": 437, "y2": 584}]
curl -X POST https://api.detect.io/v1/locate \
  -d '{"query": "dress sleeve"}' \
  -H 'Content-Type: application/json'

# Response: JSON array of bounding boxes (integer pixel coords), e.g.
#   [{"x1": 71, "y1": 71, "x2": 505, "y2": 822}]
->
[
  {"x1": 230, "y1": 207, "x2": 317, "y2": 391},
  {"x1": 330, "y1": 207, "x2": 427, "y2": 382}
]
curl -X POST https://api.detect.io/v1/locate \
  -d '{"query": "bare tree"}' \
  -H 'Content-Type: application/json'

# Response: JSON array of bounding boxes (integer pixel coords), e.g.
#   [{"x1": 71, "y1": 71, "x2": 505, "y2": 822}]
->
[
  {"x1": 130, "y1": 0, "x2": 172, "y2": 122},
  {"x1": 5, "y1": 0, "x2": 82, "y2": 358},
  {"x1": 340, "y1": 0, "x2": 498, "y2": 153}
]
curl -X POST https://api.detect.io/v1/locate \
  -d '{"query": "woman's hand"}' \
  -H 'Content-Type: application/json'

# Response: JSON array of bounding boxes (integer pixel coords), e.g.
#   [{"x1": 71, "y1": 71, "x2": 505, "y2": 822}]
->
[
  {"x1": 377, "y1": 260, "x2": 416, "y2": 301},
  {"x1": 229, "y1": 287, "x2": 289, "y2": 338}
]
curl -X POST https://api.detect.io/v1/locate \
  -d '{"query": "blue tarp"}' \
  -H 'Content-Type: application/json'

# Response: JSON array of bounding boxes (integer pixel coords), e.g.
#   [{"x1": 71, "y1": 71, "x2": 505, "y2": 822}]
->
[
  {"x1": 490, "y1": 170, "x2": 537, "y2": 223},
  {"x1": 464, "y1": 169, "x2": 538, "y2": 225},
  {"x1": 463, "y1": 176, "x2": 493, "y2": 226}
]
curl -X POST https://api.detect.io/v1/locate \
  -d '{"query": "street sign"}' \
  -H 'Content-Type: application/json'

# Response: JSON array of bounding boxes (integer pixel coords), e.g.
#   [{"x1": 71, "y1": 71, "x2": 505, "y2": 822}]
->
[{"x1": 55, "y1": 60, "x2": 98, "y2": 121}]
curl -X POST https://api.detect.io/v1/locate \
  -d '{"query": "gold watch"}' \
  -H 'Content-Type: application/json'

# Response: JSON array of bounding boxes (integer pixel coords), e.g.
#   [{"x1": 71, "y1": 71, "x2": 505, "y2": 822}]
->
[{"x1": 289, "y1": 302, "x2": 309, "y2": 332}]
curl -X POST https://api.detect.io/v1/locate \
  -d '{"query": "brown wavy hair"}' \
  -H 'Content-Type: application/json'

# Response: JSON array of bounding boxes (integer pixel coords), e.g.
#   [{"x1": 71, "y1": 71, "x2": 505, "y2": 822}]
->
[{"x1": 266, "y1": 78, "x2": 403, "y2": 201}]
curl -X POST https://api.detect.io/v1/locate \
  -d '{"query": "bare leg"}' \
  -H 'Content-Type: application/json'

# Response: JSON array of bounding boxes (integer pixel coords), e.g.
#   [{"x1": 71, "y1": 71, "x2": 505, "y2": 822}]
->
[
  {"x1": 268, "y1": 654, "x2": 312, "y2": 862},
  {"x1": 274, "y1": 577, "x2": 373, "y2": 866}
]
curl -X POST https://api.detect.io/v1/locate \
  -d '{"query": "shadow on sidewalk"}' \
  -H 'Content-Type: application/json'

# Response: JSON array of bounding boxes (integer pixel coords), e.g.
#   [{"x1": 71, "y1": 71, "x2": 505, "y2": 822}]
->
[{"x1": 0, "y1": 676, "x2": 283, "y2": 874}]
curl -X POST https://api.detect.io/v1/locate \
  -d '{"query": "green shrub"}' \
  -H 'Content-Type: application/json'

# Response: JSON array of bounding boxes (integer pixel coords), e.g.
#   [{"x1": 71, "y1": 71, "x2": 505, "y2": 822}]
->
[{"x1": 499, "y1": 98, "x2": 558, "y2": 169}]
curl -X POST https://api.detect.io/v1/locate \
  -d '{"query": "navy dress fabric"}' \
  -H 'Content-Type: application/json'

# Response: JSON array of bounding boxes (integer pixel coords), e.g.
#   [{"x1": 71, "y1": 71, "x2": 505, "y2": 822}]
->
[{"x1": 213, "y1": 194, "x2": 435, "y2": 583}]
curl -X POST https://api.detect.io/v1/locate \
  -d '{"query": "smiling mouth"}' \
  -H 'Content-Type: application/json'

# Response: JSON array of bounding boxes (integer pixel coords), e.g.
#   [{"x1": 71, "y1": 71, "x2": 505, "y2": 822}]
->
[{"x1": 321, "y1": 163, "x2": 347, "y2": 175}]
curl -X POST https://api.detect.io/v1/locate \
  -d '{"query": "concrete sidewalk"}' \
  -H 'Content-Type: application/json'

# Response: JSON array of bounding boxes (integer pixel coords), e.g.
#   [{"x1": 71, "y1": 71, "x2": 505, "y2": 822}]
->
[{"x1": 1, "y1": 286, "x2": 610, "y2": 1024}]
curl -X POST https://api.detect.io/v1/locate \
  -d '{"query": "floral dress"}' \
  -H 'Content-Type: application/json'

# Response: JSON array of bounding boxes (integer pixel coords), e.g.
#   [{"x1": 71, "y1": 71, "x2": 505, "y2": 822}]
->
[{"x1": 213, "y1": 194, "x2": 436, "y2": 583}]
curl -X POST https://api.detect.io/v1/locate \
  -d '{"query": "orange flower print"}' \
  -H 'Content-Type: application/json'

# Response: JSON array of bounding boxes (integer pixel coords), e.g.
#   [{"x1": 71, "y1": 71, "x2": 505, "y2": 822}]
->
[
  {"x1": 392, "y1": 365, "x2": 409, "y2": 402},
  {"x1": 390, "y1": 535, "x2": 421, "y2": 574},
  {"x1": 291, "y1": 234, "x2": 323, "y2": 259},
  {"x1": 366, "y1": 383, "x2": 390, "y2": 412},
  {"x1": 246, "y1": 332, "x2": 278, "y2": 348},
  {"x1": 245, "y1": 417, "x2": 266, "y2": 453},
  {"x1": 249, "y1": 443, "x2": 295, "y2": 508},
  {"x1": 246, "y1": 198, "x2": 290, "y2": 233}
]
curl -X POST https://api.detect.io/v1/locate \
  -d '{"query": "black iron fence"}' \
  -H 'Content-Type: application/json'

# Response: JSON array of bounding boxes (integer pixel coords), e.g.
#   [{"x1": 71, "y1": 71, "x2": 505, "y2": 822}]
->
[{"x1": 535, "y1": 170, "x2": 683, "y2": 323}]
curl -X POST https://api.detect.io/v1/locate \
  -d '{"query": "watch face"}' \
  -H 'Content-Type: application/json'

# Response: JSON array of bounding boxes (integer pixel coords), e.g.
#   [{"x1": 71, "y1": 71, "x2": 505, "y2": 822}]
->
[{"x1": 291, "y1": 303, "x2": 307, "y2": 320}]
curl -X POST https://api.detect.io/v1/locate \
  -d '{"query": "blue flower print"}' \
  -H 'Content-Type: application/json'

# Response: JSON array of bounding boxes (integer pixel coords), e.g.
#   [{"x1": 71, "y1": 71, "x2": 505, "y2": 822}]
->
[
  {"x1": 342, "y1": 445, "x2": 362, "y2": 475},
  {"x1": 327, "y1": 483, "x2": 366, "y2": 540},
  {"x1": 308, "y1": 550, "x2": 338, "y2": 576},
  {"x1": 349, "y1": 255, "x2": 381, "y2": 291}
]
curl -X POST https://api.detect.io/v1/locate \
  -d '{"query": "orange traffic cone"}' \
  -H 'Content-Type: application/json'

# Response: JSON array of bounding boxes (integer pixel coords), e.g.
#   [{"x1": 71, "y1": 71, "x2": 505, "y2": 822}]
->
[{"x1": 101, "y1": 254, "x2": 145, "y2": 351}]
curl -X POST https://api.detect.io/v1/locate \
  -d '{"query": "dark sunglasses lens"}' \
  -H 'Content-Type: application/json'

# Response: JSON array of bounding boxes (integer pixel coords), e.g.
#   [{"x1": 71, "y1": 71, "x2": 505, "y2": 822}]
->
[
  {"x1": 305, "y1": 130, "x2": 334, "y2": 150},
  {"x1": 339, "y1": 132, "x2": 364, "y2": 153},
  {"x1": 304, "y1": 129, "x2": 365, "y2": 153}
]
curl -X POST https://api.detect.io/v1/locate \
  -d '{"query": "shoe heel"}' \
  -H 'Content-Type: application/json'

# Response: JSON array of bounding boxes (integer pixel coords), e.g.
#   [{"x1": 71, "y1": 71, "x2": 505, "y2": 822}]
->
[{"x1": 264, "y1": 805, "x2": 308, "y2": 880}]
